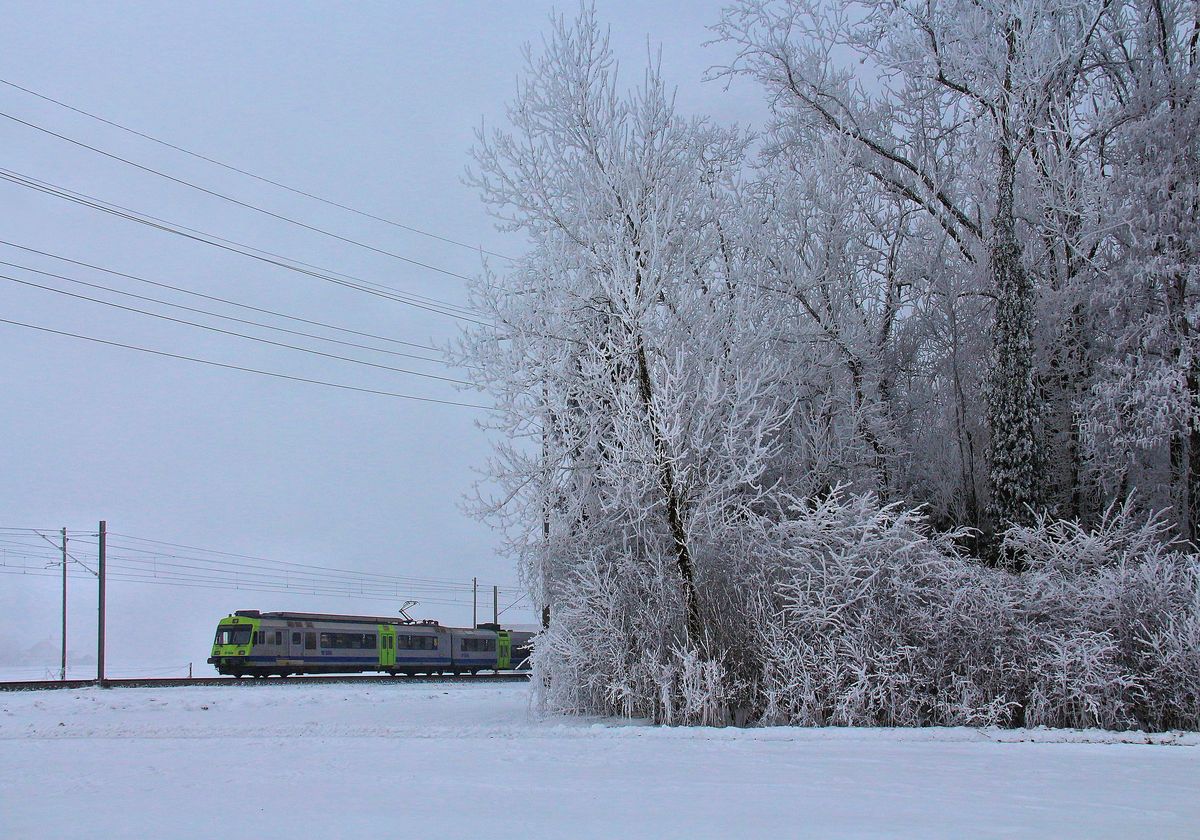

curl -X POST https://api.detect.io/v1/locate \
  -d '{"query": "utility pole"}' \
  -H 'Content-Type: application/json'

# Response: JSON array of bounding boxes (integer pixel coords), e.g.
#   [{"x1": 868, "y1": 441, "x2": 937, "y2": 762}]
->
[
  {"x1": 97, "y1": 520, "x2": 106, "y2": 686},
  {"x1": 493, "y1": 585, "x2": 498, "y2": 627},
  {"x1": 60, "y1": 527, "x2": 67, "y2": 681},
  {"x1": 472, "y1": 577, "x2": 478, "y2": 628}
]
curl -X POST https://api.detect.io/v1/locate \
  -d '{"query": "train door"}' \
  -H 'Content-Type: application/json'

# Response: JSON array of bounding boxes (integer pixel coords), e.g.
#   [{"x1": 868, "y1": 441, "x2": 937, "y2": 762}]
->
[
  {"x1": 379, "y1": 625, "x2": 396, "y2": 669},
  {"x1": 288, "y1": 629, "x2": 304, "y2": 661},
  {"x1": 497, "y1": 631, "x2": 511, "y2": 670}
]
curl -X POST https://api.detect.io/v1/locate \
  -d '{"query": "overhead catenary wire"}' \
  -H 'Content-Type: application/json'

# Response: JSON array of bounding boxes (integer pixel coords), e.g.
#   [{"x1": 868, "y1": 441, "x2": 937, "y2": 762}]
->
[
  {"x1": 0, "y1": 271, "x2": 475, "y2": 386},
  {"x1": 30, "y1": 529, "x2": 97, "y2": 575},
  {"x1": 0, "y1": 526, "x2": 530, "y2": 616},
  {"x1": 0, "y1": 77, "x2": 516, "y2": 262},
  {"x1": 0, "y1": 109, "x2": 487, "y2": 283},
  {"x1": 0, "y1": 168, "x2": 487, "y2": 324},
  {"x1": 0, "y1": 557, "x2": 500, "y2": 604},
  {"x1": 496, "y1": 591, "x2": 530, "y2": 617},
  {"x1": 0, "y1": 566, "x2": 491, "y2": 608},
  {"x1": 105, "y1": 533, "x2": 521, "y2": 591},
  {"x1": 100, "y1": 565, "x2": 482, "y2": 606},
  {"x1": 0, "y1": 548, "x2": 523, "y2": 600},
  {"x1": 0, "y1": 316, "x2": 493, "y2": 409},
  {"x1": 103, "y1": 551, "x2": 511, "y2": 596},
  {"x1": 0, "y1": 529, "x2": 523, "y2": 595}
]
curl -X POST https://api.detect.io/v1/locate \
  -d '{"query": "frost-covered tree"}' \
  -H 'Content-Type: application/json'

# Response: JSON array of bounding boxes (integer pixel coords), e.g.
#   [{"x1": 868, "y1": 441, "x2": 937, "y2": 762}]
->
[
  {"x1": 462, "y1": 7, "x2": 791, "y2": 718},
  {"x1": 1080, "y1": 0, "x2": 1200, "y2": 542},
  {"x1": 716, "y1": 0, "x2": 1114, "y2": 533}
]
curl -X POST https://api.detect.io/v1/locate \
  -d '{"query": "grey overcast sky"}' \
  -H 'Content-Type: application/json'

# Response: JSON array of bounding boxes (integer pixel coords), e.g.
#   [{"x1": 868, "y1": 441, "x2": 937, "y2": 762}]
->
[{"x1": 0, "y1": 1, "x2": 766, "y2": 673}]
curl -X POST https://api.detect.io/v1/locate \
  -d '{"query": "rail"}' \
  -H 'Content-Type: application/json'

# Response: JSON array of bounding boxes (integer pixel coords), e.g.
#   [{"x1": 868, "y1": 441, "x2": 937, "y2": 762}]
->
[{"x1": 0, "y1": 672, "x2": 531, "y2": 691}]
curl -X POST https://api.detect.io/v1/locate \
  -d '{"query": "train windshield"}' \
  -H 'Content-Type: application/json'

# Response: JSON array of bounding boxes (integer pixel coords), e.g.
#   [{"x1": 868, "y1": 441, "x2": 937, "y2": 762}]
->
[{"x1": 214, "y1": 626, "x2": 253, "y2": 646}]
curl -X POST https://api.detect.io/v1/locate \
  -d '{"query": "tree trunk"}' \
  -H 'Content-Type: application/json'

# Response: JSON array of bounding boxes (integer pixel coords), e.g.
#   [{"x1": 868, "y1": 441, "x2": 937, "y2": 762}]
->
[{"x1": 634, "y1": 334, "x2": 704, "y2": 643}]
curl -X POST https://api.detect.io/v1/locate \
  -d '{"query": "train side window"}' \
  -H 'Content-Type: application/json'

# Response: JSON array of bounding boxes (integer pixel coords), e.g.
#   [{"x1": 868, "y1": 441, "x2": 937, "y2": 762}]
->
[
  {"x1": 305, "y1": 632, "x2": 316, "y2": 650},
  {"x1": 275, "y1": 631, "x2": 283, "y2": 645},
  {"x1": 366, "y1": 635, "x2": 376, "y2": 649},
  {"x1": 292, "y1": 632, "x2": 301, "y2": 645}
]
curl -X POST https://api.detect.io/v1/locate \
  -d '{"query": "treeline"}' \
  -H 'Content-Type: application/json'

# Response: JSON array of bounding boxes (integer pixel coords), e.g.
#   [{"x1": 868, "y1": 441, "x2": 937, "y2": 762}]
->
[{"x1": 459, "y1": 1, "x2": 1200, "y2": 729}]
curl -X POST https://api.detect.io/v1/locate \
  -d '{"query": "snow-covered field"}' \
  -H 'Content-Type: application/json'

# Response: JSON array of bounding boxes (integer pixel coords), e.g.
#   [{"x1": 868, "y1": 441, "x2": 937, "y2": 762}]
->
[{"x1": 1, "y1": 682, "x2": 1196, "y2": 839}]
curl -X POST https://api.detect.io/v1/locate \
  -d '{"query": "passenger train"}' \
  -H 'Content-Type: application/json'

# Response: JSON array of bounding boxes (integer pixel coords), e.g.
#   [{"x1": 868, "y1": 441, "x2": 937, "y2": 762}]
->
[{"x1": 207, "y1": 610, "x2": 534, "y2": 678}]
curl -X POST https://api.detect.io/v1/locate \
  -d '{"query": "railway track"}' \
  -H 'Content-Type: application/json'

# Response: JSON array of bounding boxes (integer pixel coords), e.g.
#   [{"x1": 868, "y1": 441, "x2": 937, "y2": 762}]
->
[{"x1": 0, "y1": 672, "x2": 531, "y2": 691}]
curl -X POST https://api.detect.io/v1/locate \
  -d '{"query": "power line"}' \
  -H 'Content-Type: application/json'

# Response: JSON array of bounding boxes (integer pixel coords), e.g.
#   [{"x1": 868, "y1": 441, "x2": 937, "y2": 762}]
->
[
  {"x1": 0, "y1": 316, "x2": 492, "y2": 409},
  {"x1": 0, "y1": 239, "x2": 445, "y2": 355},
  {"x1": 0, "y1": 168, "x2": 487, "y2": 324},
  {"x1": 1, "y1": 271, "x2": 475, "y2": 386},
  {"x1": 0, "y1": 255, "x2": 451, "y2": 364},
  {"x1": 0, "y1": 77, "x2": 516, "y2": 262},
  {"x1": 0, "y1": 109, "x2": 485, "y2": 282}
]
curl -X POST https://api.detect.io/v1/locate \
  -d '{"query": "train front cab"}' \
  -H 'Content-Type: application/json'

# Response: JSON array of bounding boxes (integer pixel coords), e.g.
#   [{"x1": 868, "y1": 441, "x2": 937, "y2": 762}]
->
[{"x1": 207, "y1": 614, "x2": 260, "y2": 676}]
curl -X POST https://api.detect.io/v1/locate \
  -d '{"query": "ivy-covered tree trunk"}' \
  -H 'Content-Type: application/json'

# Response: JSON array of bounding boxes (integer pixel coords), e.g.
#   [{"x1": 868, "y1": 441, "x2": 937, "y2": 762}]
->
[
  {"x1": 986, "y1": 137, "x2": 1041, "y2": 532},
  {"x1": 984, "y1": 18, "x2": 1041, "y2": 535}
]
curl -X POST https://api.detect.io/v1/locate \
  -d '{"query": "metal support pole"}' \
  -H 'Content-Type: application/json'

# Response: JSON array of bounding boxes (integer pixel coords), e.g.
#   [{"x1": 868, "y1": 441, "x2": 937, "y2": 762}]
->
[
  {"x1": 97, "y1": 520, "x2": 106, "y2": 686},
  {"x1": 472, "y1": 577, "x2": 478, "y2": 628},
  {"x1": 60, "y1": 527, "x2": 67, "y2": 681},
  {"x1": 493, "y1": 585, "x2": 498, "y2": 626}
]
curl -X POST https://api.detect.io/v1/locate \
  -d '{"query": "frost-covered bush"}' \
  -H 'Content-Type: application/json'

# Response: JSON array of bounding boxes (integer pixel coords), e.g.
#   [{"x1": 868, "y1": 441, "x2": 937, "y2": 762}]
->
[
  {"x1": 753, "y1": 492, "x2": 1025, "y2": 727},
  {"x1": 1008, "y1": 503, "x2": 1200, "y2": 730},
  {"x1": 748, "y1": 493, "x2": 1200, "y2": 730},
  {"x1": 530, "y1": 490, "x2": 1199, "y2": 731},
  {"x1": 527, "y1": 544, "x2": 739, "y2": 726}
]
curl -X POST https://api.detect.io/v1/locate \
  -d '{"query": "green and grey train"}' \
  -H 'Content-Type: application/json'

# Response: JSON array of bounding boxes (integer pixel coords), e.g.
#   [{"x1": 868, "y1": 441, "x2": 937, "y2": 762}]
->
[{"x1": 207, "y1": 610, "x2": 534, "y2": 678}]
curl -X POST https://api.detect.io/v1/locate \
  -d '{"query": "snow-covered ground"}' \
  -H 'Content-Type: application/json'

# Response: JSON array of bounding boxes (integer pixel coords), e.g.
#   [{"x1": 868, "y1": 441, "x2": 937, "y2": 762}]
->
[{"x1": 1, "y1": 682, "x2": 1196, "y2": 839}]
